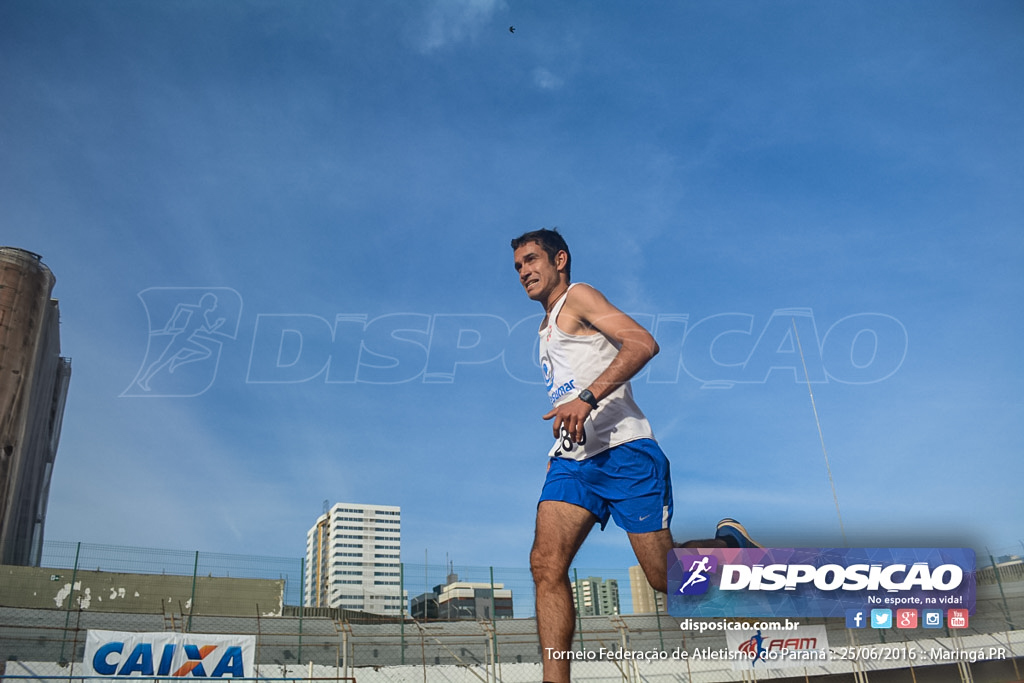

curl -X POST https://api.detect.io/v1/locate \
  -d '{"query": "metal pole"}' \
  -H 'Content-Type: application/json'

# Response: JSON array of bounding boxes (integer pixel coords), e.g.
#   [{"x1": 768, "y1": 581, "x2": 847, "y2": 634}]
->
[
  {"x1": 298, "y1": 555, "x2": 305, "y2": 665},
  {"x1": 400, "y1": 562, "x2": 406, "y2": 665},
  {"x1": 59, "y1": 541, "x2": 81, "y2": 664},
  {"x1": 255, "y1": 605, "x2": 262, "y2": 679},
  {"x1": 988, "y1": 551, "x2": 1016, "y2": 630},
  {"x1": 68, "y1": 600, "x2": 84, "y2": 683},
  {"x1": 652, "y1": 585, "x2": 665, "y2": 652},
  {"x1": 490, "y1": 566, "x2": 500, "y2": 682},
  {"x1": 187, "y1": 550, "x2": 199, "y2": 631},
  {"x1": 419, "y1": 621, "x2": 427, "y2": 683},
  {"x1": 342, "y1": 624, "x2": 350, "y2": 682},
  {"x1": 573, "y1": 568, "x2": 584, "y2": 652}
]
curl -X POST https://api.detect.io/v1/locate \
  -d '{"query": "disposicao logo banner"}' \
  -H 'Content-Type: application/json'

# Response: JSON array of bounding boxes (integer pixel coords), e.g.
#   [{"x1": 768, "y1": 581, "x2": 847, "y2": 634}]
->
[
  {"x1": 668, "y1": 548, "x2": 975, "y2": 618},
  {"x1": 84, "y1": 630, "x2": 256, "y2": 677}
]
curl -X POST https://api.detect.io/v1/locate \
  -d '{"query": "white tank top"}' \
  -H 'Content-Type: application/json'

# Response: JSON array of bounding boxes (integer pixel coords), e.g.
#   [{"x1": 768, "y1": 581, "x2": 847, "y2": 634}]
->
[{"x1": 539, "y1": 284, "x2": 655, "y2": 460}]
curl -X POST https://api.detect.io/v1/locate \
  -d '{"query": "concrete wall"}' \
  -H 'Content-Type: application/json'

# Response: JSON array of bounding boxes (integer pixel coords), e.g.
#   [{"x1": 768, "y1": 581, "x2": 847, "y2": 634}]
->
[{"x1": 0, "y1": 564, "x2": 285, "y2": 616}]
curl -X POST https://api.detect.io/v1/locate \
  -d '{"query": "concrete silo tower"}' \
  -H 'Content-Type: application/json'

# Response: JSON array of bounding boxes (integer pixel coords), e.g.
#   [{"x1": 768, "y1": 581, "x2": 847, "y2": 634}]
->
[{"x1": 0, "y1": 247, "x2": 72, "y2": 566}]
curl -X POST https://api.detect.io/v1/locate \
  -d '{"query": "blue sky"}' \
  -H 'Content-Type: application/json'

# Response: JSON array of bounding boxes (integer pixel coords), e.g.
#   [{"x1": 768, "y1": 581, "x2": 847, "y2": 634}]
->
[{"x1": 2, "y1": 0, "x2": 1022, "y2": 585}]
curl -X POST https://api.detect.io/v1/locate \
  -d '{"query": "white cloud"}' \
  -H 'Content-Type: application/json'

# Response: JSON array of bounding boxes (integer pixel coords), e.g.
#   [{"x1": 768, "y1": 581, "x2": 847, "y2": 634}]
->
[
  {"x1": 532, "y1": 67, "x2": 564, "y2": 90},
  {"x1": 417, "y1": 0, "x2": 505, "y2": 53}
]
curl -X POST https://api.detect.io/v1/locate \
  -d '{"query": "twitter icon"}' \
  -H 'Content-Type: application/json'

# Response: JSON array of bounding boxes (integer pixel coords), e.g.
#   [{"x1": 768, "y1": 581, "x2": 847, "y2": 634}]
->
[{"x1": 871, "y1": 609, "x2": 893, "y2": 629}]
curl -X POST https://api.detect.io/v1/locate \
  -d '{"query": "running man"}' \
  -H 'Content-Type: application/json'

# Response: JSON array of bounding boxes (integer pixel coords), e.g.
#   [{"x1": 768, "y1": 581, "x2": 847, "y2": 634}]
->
[{"x1": 511, "y1": 228, "x2": 759, "y2": 683}]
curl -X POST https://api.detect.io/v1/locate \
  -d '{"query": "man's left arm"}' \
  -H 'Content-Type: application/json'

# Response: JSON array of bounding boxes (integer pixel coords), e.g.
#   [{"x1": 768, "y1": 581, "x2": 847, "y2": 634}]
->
[{"x1": 543, "y1": 285, "x2": 659, "y2": 442}]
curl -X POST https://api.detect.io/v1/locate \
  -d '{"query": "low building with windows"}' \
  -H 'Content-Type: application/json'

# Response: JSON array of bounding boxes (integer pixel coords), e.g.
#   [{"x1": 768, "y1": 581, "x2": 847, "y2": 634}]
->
[{"x1": 410, "y1": 573, "x2": 513, "y2": 621}]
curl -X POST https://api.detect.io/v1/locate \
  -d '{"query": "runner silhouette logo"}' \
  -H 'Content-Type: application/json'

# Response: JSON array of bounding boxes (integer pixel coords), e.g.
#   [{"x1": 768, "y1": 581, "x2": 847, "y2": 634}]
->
[
  {"x1": 122, "y1": 287, "x2": 243, "y2": 398},
  {"x1": 677, "y1": 555, "x2": 718, "y2": 595}
]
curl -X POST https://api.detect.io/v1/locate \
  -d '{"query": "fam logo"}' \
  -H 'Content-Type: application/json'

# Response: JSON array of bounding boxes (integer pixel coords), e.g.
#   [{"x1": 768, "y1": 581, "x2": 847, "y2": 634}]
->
[
  {"x1": 728, "y1": 626, "x2": 829, "y2": 671},
  {"x1": 737, "y1": 630, "x2": 768, "y2": 665},
  {"x1": 122, "y1": 288, "x2": 243, "y2": 397},
  {"x1": 677, "y1": 554, "x2": 718, "y2": 595}
]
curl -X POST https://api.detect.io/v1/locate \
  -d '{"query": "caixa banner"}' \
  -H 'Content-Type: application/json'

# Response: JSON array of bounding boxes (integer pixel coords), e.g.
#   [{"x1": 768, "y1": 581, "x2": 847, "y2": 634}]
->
[
  {"x1": 668, "y1": 548, "x2": 975, "y2": 618},
  {"x1": 84, "y1": 630, "x2": 255, "y2": 677}
]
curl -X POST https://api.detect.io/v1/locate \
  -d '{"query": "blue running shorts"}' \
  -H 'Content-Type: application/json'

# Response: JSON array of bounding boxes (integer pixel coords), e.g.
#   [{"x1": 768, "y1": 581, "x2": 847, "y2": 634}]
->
[{"x1": 539, "y1": 438, "x2": 673, "y2": 534}]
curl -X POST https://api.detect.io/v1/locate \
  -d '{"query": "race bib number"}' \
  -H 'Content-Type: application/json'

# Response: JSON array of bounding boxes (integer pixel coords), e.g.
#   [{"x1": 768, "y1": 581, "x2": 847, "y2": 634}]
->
[{"x1": 548, "y1": 423, "x2": 589, "y2": 459}]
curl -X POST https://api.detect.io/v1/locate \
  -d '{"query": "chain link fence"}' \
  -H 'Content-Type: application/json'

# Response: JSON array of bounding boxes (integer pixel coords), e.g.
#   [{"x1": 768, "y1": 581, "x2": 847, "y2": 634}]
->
[{"x1": 2, "y1": 540, "x2": 1023, "y2": 682}]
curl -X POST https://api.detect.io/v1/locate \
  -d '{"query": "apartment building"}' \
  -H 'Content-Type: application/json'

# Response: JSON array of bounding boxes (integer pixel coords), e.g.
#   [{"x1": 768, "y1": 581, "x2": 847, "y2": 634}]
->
[
  {"x1": 571, "y1": 575, "x2": 620, "y2": 616},
  {"x1": 305, "y1": 502, "x2": 404, "y2": 616}
]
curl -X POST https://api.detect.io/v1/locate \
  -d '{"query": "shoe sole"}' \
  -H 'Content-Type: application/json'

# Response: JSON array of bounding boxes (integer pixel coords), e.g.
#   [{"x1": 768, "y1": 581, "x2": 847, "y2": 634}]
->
[{"x1": 716, "y1": 518, "x2": 763, "y2": 548}]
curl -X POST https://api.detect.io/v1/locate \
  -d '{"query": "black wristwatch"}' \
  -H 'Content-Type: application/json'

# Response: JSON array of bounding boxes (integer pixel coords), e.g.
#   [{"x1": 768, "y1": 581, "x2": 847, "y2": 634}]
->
[{"x1": 578, "y1": 388, "x2": 599, "y2": 410}]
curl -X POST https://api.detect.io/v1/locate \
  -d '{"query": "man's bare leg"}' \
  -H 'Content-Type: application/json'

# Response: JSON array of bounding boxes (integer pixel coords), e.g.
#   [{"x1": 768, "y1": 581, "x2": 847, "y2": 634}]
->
[
  {"x1": 627, "y1": 529, "x2": 675, "y2": 593},
  {"x1": 630, "y1": 531, "x2": 728, "y2": 593},
  {"x1": 531, "y1": 501, "x2": 597, "y2": 683}
]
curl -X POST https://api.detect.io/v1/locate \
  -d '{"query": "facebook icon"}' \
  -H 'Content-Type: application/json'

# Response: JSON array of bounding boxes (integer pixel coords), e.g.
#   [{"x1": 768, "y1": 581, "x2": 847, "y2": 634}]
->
[{"x1": 846, "y1": 609, "x2": 867, "y2": 629}]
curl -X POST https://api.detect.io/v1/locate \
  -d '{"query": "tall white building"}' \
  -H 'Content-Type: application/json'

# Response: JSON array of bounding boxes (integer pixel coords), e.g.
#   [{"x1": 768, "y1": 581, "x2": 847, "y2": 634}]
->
[{"x1": 305, "y1": 502, "x2": 404, "y2": 616}]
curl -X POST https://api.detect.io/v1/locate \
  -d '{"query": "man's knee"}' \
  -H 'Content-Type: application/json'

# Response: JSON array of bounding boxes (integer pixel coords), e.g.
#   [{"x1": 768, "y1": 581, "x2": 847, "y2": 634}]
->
[
  {"x1": 530, "y1": 544, "x2": 567, "y2": 585},
  {"x1": 643, "y1": 568, "x2": 667, "y2": 594}
]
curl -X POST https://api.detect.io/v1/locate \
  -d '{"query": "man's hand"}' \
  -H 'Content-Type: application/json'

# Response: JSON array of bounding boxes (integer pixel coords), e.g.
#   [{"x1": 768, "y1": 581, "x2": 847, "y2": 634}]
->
[{"x1": 543, "y1": 398, "x2": 592, "y2": 444}]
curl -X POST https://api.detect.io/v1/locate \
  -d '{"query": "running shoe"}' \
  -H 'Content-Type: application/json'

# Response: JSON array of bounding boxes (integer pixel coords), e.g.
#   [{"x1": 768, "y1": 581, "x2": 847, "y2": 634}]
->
[{"x1": 715, "y1": 518, "x2": 762, "y2": 548}]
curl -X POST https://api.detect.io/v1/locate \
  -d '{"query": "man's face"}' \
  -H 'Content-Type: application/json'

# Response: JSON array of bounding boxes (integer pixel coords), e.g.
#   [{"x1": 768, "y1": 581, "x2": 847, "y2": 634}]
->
[{"x1": 513, "y1": 241, "x2": 564, "y2": 302}]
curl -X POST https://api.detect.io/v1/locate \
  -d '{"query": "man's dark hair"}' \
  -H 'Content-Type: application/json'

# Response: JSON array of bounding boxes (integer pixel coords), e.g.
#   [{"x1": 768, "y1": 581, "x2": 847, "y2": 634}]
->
[{"x1": 510, "y1": 228, "x2": 571, "y2": 280}]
